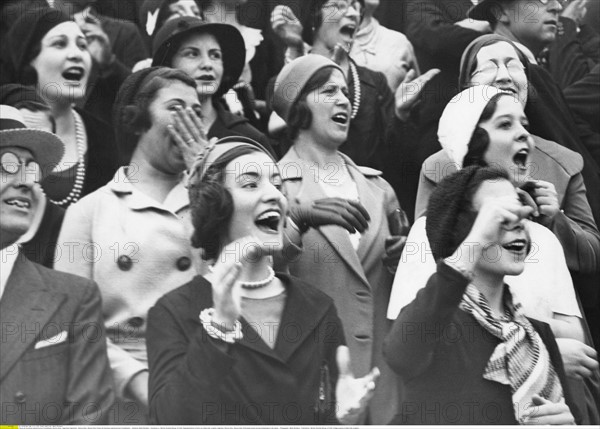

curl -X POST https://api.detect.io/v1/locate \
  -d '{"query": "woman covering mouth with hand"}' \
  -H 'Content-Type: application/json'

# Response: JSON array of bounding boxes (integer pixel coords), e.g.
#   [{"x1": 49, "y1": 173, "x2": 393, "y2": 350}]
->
[{"x1": 151, "y1": 16, "x2": 275, "y2": 158}]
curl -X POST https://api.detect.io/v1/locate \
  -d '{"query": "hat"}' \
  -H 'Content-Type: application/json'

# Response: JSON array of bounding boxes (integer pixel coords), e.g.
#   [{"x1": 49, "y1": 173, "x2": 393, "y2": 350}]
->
[
  {"x1": 467, "y1": 0, "x2": 507, "y2": 22},
  {"x1": 189, "y1": 136, "x2": 276, "y2": 186},
  {"x1": 0, "y1": 7, "x2": 70, "y2": 85},
  {"x1": 151, "y1": 16, "x2": 245, "y2": 97},
  {"x1": 0, "y1": 105, "x2": 64, "y2": 178},
  {"x1": 273, "y1": 54, "x2": 342, "y2": 123},
  {"x1": 438, "y1": 85, "x2": 505, "y2": 168},
  {"x1": 0, "y1": 84, "x2": 48, "y2": 109}
]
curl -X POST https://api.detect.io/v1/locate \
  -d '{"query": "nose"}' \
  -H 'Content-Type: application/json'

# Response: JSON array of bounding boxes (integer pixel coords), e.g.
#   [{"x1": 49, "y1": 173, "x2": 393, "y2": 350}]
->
[
  {"x1": 515, "y1": 122, "x2": 530, "y2": 142},
  {"x1": 67, "y1": 40, "x2": 83, "y2": 61},
  {"x1": 13, "y1": 167, "x2": 37, "y2": 190},
  {"x1": 495, "y1": 62, "x2": 513, "y2": 84},
  {"x1": 345, "y1": 2, "x2": 360, "y2": 20},
  {"x1": 198, "y1": 55, "x2": 213, "y2": 70},
  {"x1": 548, "y1": 0, "x2": 563, "y2": 13},
  {"x1": 336, "y1": 90, "x2": 351, "y2": 108}
]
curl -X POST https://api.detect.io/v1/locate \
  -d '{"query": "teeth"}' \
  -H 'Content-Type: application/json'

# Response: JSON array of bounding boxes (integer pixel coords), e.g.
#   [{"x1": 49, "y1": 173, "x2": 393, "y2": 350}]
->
[
  {"x1": 257, "y1": 211, "x2": 280, "y2": 221},
  {"x1": 332, "y1": 113, "x2": 348, "y2": 124},
  {"x1": 503, "y1": 240, "x2": 526, "y2": 251},
  {"x1": 6, "y1": 199, "x2": 30, "y2": 208}
]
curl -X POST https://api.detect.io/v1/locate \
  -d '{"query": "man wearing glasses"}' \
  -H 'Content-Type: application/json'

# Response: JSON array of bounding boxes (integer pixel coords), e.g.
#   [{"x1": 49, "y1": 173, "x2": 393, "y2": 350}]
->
[{"x1": 0, "y1": 105, "x2": 114, "y2": 424}]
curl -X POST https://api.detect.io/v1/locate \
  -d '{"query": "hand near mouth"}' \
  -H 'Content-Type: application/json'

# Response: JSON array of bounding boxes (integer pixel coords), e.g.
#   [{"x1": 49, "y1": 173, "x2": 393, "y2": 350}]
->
[{"x1": 520, "y1": 180, "x2": 559, "y2": 226}]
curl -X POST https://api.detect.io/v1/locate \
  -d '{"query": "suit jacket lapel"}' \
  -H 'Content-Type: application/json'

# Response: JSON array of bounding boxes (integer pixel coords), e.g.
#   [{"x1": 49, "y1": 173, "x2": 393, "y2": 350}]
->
[{"x1": 0, "y1": 256, "x2": 66, "y2": 381}]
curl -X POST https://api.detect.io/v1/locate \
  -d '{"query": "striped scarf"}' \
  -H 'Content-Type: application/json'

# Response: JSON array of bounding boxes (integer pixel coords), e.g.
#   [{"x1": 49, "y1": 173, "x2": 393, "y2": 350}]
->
[{"x1": 459, "y1": 284, "x2": 564, "y2": 424}]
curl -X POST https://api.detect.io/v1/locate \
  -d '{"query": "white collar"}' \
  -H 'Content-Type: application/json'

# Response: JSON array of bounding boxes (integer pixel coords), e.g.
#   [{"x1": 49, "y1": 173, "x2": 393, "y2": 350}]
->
[{"x1": 0, "y1": 244, "x2": 20, "y2": 300}]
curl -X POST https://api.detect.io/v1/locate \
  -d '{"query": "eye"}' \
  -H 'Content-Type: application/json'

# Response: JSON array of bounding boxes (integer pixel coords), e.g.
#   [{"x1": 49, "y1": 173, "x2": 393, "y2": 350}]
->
[
  {"x1": 210, "y1": 50, "x2": 222, "y2": 61},
  {"x1": 498, "y1": 120, "x2": 512, "y2": 130},
  {"x1": 51, "y1": 38, "x2": 68, "y2": 48},
  {"x1": 77, "y1": 38, "x2": 88, "y2": 50},
  {"x1": 521, "y1": 119, "x2": 530, "y2": 130}
]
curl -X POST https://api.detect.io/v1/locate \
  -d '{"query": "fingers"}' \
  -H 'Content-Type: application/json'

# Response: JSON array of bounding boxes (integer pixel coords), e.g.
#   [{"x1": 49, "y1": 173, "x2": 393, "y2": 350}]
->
[
  {"x1": 313, "y1": 200, "x2": 370, "y2": 232},
  {"x1": 385, "y1": 235, "x2": 407, "y2": 255},
  {"x1": 516, "y1": 188, "x2": 539, "y2": 217},
  {"x1": 415, "y1": 68, "x2": 441, "y2": 86},
  {"x1": 400, "y1": 68, "x2": 417, "y2": 84}
]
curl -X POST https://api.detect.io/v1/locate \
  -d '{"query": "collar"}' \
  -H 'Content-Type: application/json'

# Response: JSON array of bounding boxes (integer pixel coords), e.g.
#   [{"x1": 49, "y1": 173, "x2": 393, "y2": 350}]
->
[
  {"x1": 0, "y1": 245, "x2": 20, "y2": 300},
  {"x1": 353, "y1": 18, "x2": 379, "y2": 51},
  {"x1": 108, "y1": 166, "x2": 189, "y2": 213},
  {"x1": 279, "y1": 149, "x2": 381, "y2": 180}
]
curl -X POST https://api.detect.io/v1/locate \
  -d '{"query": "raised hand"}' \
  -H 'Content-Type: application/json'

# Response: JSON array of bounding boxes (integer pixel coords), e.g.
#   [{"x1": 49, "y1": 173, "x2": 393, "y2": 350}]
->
[
  {"x1": 562, "y1": 0, "x2": 588, "y2": 25},
  {"x1": 521, "y1": 395, "x2": 575, "y2": 425},
  {"x1": 167, "y1": 106, "x2": 214, "y2": 172},
  {"x1": 335, "y1": 346, "x2": 379, "y2": 424},
  {"x1": 394, "y1": 68, "x2": 440, "y2": 121},
  {"x1": 520, "y1": 180, "x2": 560, "y2": 226},
  {"x1": 288, "y1": 197, "x2": 370, "y2": 234},
  {"x1": 210, "y1": 236, "x2": 261, "y2": 330},
  {"x1": 271, "y1": 5, "x2": 304, "y2": 50}
]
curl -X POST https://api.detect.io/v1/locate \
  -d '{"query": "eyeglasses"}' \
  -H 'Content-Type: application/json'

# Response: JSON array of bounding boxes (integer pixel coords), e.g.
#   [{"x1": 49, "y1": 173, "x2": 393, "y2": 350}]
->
[
  {"x1": 322, "y1": 0, "x2": 363, "y2": 16},
  {"x1": 1, "y1": 152, "x2": 41, "y2": 183},
  {"x1": 539, "y1": 0, "x2": 567, "y2": 5},
  {"x1": 471, "y1": 59, "x2": 526, "y2": 80}
]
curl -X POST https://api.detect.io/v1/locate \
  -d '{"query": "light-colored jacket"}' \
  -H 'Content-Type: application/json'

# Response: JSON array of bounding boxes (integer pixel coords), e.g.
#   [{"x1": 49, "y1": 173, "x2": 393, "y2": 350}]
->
[
  {"x1": 278, "y1": 149, "x2": 399, "y2": 424},
  {"x1": 54, "y1": 167, "x2": 197, "y2": 397}
]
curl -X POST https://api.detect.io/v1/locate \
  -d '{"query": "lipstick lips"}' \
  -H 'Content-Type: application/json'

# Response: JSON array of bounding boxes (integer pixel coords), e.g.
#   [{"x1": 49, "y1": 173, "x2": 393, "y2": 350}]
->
[{"x1": 62, "y1": 66, "x2": 85, "y2": 82}]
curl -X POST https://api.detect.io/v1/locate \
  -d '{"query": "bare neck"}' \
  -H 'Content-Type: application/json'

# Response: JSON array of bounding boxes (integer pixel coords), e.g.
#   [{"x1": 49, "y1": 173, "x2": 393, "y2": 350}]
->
[{"x1": 128, "y1": 150, "x2": 182, "y2": 203}]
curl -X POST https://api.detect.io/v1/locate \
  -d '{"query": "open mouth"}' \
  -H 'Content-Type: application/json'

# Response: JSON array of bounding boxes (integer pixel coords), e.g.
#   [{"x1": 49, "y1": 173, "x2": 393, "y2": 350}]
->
[
  {"x1": 196, "y1": 74, "x2": 215, "y2": 82},
  {"x1": 62, "y1": 67, "x2": 85, "y2": 81},
  {"x1": 513, "y1": 149, "x2": 529, "y2": 169},
  {"x1": 332, "y1": 112, "x2": 349, "y2": 125},
  {"x1": 339, "y1": 23, "x2": 356, "y2": 38},
  {"x1": 254, "y1": 209, "x2": 282, "y2": 233},
  {"x1": 502, "y1": 238, "x2": 528, "y2": 255},
  {"x1": 5, "y1": 198, "x2": 31, "y2": 209}
]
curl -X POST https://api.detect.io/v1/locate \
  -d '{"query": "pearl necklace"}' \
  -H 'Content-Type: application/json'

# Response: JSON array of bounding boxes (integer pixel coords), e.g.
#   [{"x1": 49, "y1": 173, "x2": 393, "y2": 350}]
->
[
  {"x1": 240, "y1": 266, "x2": 276, "y2": 289},
  {"x1": 48, "y1": 110, "x2": 86, "y2": 207},
  {"x1": 349, "y1": 59, "x2": 361, "y2": 120}
]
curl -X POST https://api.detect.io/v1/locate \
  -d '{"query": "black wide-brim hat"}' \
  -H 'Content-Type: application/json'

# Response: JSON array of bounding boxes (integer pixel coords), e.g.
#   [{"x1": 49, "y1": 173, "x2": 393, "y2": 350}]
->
[
  {"x1": 151, "y1": 16, "x2": 245, "y2": 98},
  {"x1": 467, "y1": 0, "x2": 503, "y2": 22}
]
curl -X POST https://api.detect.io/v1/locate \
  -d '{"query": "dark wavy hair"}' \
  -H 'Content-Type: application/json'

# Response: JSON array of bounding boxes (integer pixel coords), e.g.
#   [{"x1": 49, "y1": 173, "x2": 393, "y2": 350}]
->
[
  {"x1": 426, "y1": 165, "x2": 510, "y2": 261},
  {"x1": 286, "y1": 66, "x2": 337, "y2": 141},
  {"x1": 189, "y1": 145, "x2": 261, "y2": 261},
  {"x1": 462, "y1": 92, "x2": 511, "y2": 168}
]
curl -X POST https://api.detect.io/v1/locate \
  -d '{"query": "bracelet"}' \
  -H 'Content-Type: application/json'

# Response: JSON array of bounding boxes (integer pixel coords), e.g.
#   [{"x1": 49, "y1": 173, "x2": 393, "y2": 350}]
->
[{"x1": 199, "y1": 308, "x2": 243, "y2": 344}]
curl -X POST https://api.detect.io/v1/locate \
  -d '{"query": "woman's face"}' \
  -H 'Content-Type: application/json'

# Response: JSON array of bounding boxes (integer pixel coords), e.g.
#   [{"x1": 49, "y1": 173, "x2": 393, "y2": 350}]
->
[
  {"x1": 479, "y1": 95, "x2": 534, "y2": 185},
  {"x1": 171, "y1": 32, "x2": 224, "y2": 99},
  {"x1": 224, "y1": 152, "x2": 287, "y2": 254},
  {"x1": 468, "y1": 42, "x2": 528, "y2": 106},
  {"x1": 315, "y1": 0, "x2": 361, "y2": 50},
  {"x1": 30, "y1": 21, "x2": 92, "y2": 103},
  {"x1": 139, "y1": 80, "x2": 201, "y2": 174},
  {"x1": 471, "y1": 179, "x2": 531, "y2": 278},
  {"x1": 304, "y1": 68, "x2": 351, "y2": 148},
  {"x1": 166, "y1": 0, "x2": 201, "y2": 21}
]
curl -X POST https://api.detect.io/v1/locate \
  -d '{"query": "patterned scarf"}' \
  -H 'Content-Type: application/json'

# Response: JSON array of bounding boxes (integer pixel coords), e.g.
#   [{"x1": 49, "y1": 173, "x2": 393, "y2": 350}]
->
[{"x1": 459, "y1": 284, "x2": 564, "y2": 424}]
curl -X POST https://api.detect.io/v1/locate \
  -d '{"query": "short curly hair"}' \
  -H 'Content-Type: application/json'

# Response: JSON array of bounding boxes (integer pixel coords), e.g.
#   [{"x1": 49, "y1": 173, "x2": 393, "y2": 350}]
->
[
  {"x1": 189, "y1": 145, "x2": 261, "y2": 261},
  {"x1": 426, "y1": 166, "x2": 510, "y2": 261}
]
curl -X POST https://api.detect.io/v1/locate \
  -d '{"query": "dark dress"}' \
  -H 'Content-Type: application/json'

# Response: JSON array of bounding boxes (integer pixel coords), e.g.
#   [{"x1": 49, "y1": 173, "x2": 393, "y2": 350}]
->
[
  {"x1": 147, "y1": 273, "x2": 345, "y2": 425},
  {"x1": 384, "y1": 262, "x2": 580, "y2": 425}
]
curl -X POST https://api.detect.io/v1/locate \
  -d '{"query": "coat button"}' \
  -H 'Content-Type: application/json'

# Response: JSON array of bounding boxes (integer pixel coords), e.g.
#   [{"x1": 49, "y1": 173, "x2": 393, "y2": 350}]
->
[
  {"x1": 176, "y1": 256, "x2": 191, "y2": 271},
  {"x1": 128, "y1": 317, "x2": 144, "y2": 328},
  {"x1": 117, "y1": 255, "x2": 133, "y2": 271},
  {"x1": 15, "y1": 391, "x2": 26, "y2": 403}
]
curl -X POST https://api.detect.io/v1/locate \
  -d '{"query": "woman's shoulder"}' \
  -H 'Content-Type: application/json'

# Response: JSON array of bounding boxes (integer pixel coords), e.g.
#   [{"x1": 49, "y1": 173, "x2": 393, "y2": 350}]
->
[
  {"x1": 154, "y1": 275, "x2": 212, "y2": 311},
  {"x1": 532, "y1": 135, "x2": 584, "y2": 176}
]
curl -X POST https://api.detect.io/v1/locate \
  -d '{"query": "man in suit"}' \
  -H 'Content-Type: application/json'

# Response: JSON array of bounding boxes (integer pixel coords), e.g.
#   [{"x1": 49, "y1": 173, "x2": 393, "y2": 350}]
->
[{"x1": 0, "y1": 105, "x2": 115, "y2": 424}]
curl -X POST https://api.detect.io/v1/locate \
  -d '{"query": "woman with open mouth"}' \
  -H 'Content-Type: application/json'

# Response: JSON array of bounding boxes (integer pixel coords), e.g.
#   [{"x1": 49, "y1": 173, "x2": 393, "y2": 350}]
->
[
  {"x1": 146, "y1": 137, "x2": 378, "y2": 424},
  {"x1": 385, "y1": 164, "x2": 578, "y2": 425},
  {"x1": 272, "y1": 54, "x2": 407, "y2": 424},
  {"x1": 151, "y1": 16, "x2": 275, "y2": 157},
  {"x1": 390, "y1": 85, "x2": 600, "y2": 425},
  {"x1": 0, "y1": 7, "x2": 119, "y2": 207}
]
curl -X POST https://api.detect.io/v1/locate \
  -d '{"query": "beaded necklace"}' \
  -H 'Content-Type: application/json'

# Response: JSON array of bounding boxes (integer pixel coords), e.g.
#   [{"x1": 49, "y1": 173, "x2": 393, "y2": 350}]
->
[
  {"x1": 48, "y1": 110, "x2": 86, "y2": 207},
  {"x1": 349, "y1": 59, "x2": 361, "y2": 119}
]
